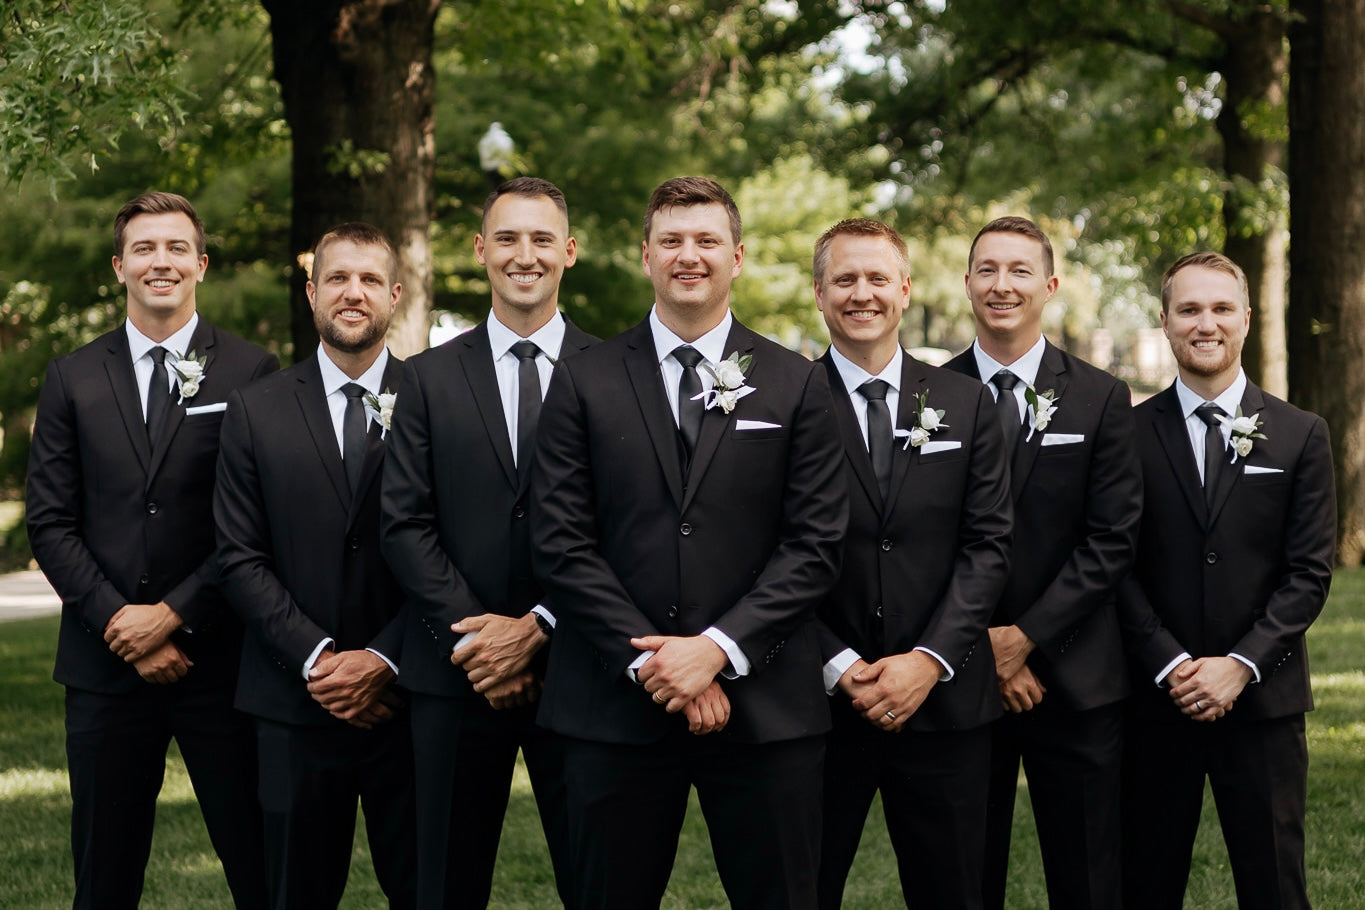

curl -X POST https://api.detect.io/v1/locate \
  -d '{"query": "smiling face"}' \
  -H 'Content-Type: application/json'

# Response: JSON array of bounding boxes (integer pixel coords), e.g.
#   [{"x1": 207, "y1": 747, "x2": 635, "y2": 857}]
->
[
  {"x1": 307, "y1": 239, "x2": 399, "y2": 358},
  {"x1": 475, "y1": 193, "x2": 577, "y2": 324},
  {"x1": 816, "y1": 233, "x2": 910, "y2": 371},
  {"x1": 642, "y1": 202, "x2": 744, "y2": 331},
  {"x1": 112, "y1": 211, "x2": 208, "y2": 334},
  {"x1": 965, "y1": 230, "x2": 1058, "y2": 351},
  {"x1": 1161, "y1": 263, "x2": 1249, "y2": 395}
]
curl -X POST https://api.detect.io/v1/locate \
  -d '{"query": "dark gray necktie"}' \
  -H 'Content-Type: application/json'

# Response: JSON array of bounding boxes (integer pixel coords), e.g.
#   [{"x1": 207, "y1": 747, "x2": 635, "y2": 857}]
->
[
  {"x1": 858, "y1": 379, "x2": 893, "y2": 501},
  {"x1": 1195, "y1": 402, "x2": 1227, "y2": 509},
  {"x1": 673, "y1": 345, "x2": 705, "y2": 464},
  {"x1": 146, "y1": 346, "x2": 170, "y2": 445},
  {"x1": 991, "y1": 369, "x2": 1021, "y2": 450},
  {"x1": 342, "y1": 383, "x2": 368, "y2": 495},
  {"x1": 511, "y1": 340, "x2": 542, "y2": 484}
]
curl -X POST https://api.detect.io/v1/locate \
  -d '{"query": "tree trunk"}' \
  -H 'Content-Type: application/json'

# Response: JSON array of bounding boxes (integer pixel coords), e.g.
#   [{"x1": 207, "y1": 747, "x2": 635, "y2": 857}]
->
[
  {"x1": 1217, "y1": 9, "x2": 1288, "y2": 397},
  {"x1": 262, "y1": 0, "x2": 439, "y2": 361},
  {"x1": 1288, "y1": 0, "x2": 1365, "y2": 565}
]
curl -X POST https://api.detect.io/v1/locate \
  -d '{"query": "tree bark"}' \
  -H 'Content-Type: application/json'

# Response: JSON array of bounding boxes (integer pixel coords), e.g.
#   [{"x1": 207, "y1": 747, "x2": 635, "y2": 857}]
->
[
  {"x1": 262, "y1": 0, "x2": 439, "y2": 360},
  {"x1": 1288, "y1": 0, "x2": 1365, "y2": 565}
]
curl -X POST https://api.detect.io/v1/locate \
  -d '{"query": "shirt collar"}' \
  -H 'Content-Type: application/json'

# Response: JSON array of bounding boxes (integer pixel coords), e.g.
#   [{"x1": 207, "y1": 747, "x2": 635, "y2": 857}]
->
[
  {"x1": 828, "y1": 343, "x2": 902, "y2": 396},
  {"x1": 972, "y1": 334, "x2": 1046, "y2": 388},
  {"x1": 486, "y1": 308, "x2": 567, "y2": 360},
  {"x1": 125, "y1": 313, "x2": 199, "y2": 363},
  {"x1": 649, "y1": 306, "x2": 733, "y2": 368},
  {"x1": 316, "y1": 343, "x2": 391, "y2": 398},
  {"x1": 1175, "y1": 369, "x2": 1247, "y2": 420}
]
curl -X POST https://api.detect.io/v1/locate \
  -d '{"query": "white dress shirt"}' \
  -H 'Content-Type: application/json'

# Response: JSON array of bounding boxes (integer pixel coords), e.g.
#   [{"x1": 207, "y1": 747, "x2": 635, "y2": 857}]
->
[{"x1": 125, "y1": 314, "x2": 199, "y2": 418}]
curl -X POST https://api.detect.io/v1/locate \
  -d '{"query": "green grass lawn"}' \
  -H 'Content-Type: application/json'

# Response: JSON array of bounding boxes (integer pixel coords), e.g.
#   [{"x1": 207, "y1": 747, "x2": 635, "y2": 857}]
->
[{"x1": 2, "y1": 572, "x2": 1363, "y2": 908}]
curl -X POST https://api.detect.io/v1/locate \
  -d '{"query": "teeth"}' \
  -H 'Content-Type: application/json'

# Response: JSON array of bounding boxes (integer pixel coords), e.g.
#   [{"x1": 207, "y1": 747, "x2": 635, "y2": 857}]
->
[
  {"x1": 510, "y1": 273, "x2": 540, "y2": 284},
  {"x1": 148, "y1": 280, "x2": 175, "y2": 288},
  {"x1": 340, "y1": 309, "x2": 365, "y2": 318}
]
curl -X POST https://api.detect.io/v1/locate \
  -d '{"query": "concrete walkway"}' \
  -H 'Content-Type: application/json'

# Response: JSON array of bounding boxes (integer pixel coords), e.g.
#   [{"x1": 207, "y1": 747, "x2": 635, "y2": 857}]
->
[{"x1": 0, "y1": 569, "x2": 60, "y2": 622}]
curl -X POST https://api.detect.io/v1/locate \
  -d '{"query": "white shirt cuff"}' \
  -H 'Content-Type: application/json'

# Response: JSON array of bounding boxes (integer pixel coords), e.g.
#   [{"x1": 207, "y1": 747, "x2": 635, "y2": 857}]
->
[
  {"x1": 823, "y1": 648, "x2": 861, "y2": 694},
  {"x1": 702, "y1": 626, "x2": 750, "y2": 678},
  {"x1": 366, "y1": 647, "x2": 399, "y2": 677},
  {"x1": 1229, "y1": 652, "x2": 1261, "y2": 684},
  {"x1": 626, "y1": 650, "x2": 653, "y2": 683},
  {"x1": 914, "y1": 646, "x2": 953, "y2": 681},
  {"x1": 1155, "y1": 652, "x2": 1192, "y2": 687},
  {"x1": 530, "y1": 604, "x2": 556, "y2": 628},
  {"x1": 303, "y1": 637, "x2": 334, "y2": 680}
]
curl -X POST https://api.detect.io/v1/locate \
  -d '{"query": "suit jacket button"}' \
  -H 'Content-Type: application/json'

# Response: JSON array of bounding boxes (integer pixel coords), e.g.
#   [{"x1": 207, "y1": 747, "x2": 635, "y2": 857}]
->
[
  {"x1": 139, "y1": 573, "x2": 149, "y2": 585},
  {"x1": 1205, "y1": 551, "x2": 1219, "y2": 564},
  {"x1": 512, "y1": 506, "x2": 526, "y2": 519},
  {"x1": 880, "y1": 539, "x2": 892, "y2": 551},
  {"x1": 667, "y1": 605, "x2": 678, "y2": 619},
  {"x1": 348, "y1": 537, "x2": 360, "y2": 551},
  {"x1": 680, "y1": 522, "x2": 693, "y2": 536},
  {"x1": 146, "y1": 501, "x2": 158, "y2": 514}
]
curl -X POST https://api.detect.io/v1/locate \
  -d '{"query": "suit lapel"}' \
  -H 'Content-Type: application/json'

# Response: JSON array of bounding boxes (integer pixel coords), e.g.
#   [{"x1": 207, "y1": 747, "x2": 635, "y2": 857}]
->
[
  {"x1": 1150, "y1": 385, "x2": 1207, "y2": 524},
  {"x1": 821, "y1": 353, "x2": 882, "y2": 513},
  {"x1": 1009, "y1": 341, "x2": 1065, "y2": 499},
  {"x1": 513, "y1": 320, "x2": 596, "y2": 499},
  {"x1": 682, "y1": 323, "x2": 755, "y2": 512},
  {"x1": 623, "y1": 320, "x2": 685, "y2": 509},
  {"x1": 104, "y1": 329, "x2": 152, "y2": 474},
  {"x1": 460, "y1": 324, "x2": 518, "y2": 491},
  {"x1": 147, "y1": 319, "x2": 216, "y2": 483},
  {"x1": 295, "y1": 355, "x2": 351, "y2": 511},
  {"x1": 346, "y1": 354, "x2": 404, "y2": 530},
  {"x1": 1207, "y1": 383, "x2": 1264, "y2": 525},
  {"x1": 888, "y1": 352, "x2": 922, "y2": 515}
]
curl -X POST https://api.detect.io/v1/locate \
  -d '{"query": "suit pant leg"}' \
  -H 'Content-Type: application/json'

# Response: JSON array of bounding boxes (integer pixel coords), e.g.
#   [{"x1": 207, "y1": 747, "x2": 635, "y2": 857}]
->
[
  {"x1": 1209, "y1": 715, "x2": 1310, "y2": 910},
  {"x1": 817, "y1": 724, "x2": 883, "y2": 910},
  {"x1": 693, "y1": 734, "x2": 825, "y2": 910},
  {"x1": 255, "y1": 719, "x2": 362, "y2": 910},
  {"x1": 64, "y1": 687, "x2": 171, "y2": 910},
  {"x1": 357, "y1": 713, "x2": 418, "y2": 910},
  {"x1": 981, "y1": 711, "x2": 1024, "y2": 910},
  {"x1": 409, "y1": 692, "x2": 522, "y2": 910},
  {"x1": 169, "y1": 673, "x2": 268, "y2": 909},
  {"x1": 1121, "y1": 712, "x2": 1208, "y2": 909},
  {"x1": 560, "y1": 734, "x2": 691, "y2": 910},
  {"x1": 519, "y1": 716, "x2": 575, "y2": 909},
  {"x1": 880, "y1": 725, "x2": 991, "y2": 910},
  {"x1": 1015, "y1": 700, "x2": 1125, "y2": 910}
]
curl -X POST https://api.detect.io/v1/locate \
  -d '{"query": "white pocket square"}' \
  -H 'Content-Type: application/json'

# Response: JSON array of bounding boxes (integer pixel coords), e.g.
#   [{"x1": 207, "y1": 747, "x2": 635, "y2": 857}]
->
[
  {"x1": 1041, "y1": 433, "x2": 1084, "y2": 446},
  {"x1": 735, "y1": 419, "x2": 781, "y2": 430},
  {"x1": 185, "y1": 402, "x2": 228, "y2": 415},
  {"x1": 918, "y1": 440, "x2": 962, "y2": 454},
  {"x1": 1244, "y1": 465, "x2": 1284, "y2": 475}
]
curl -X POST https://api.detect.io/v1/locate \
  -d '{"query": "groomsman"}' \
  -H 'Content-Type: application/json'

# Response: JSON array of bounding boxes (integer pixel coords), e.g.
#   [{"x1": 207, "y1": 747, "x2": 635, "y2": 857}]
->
[
  {"x1": 811, "y1": 218, "x2": 1012, "y2": 909},
  {"x1": 215, "y1": 222, "x2": 416, "y2": 908},
  {"x1": 1119, "y1": 251, "x2": 1334, "y2": 909},
  {"x1": 381, "y1": 177, "x2": 593, "y2": 907},
  {"x1": 944, "y1": 216, "x2": 1142, "y2": 909},
  {"x1": 530, "y1": 176, "x2": 847, "y2": 909},
  {"x1": 26, "y1": 191, "x2": 274, "y2": 908}
]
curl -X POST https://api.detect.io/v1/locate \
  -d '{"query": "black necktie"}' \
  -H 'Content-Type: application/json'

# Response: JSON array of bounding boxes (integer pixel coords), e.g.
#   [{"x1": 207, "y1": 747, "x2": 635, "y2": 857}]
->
[
  {"x1": 991, "y1": 369, "x2": 1021, "y2": 450},
  {"x1": 146, "y1": 346, "x2": 170, "y2": 446},
  {"x1": 342, "y1": 383, "x2": 368, "y2": 495},
  {"x1": 673, "y1": 345, "x2": 705, "y2": 465},
  {"x1": 1195, "y1": 402, "x2": 1227, "y2": 509},
  {"x1": 858, "y1": 379, "x2": 894, "y2": 502},
  {"x1": 511, "y1": 340, "x2": 542, "y2": 484}
]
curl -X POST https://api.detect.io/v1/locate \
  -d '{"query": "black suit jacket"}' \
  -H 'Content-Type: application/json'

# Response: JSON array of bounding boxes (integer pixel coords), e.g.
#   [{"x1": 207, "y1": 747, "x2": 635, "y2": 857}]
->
[
  {"x1": 816, "y1": 351, "x2": 1012, "y2": 732},
  {"x1": 27, "y1": 319, "x2": 279, "y2": 694},
  {"x1": 945, "y1": 340, "x2": 1141, "y2": 710},
  {"x1": 1119, "y1": 382, "x2": 1335, "y2": 722},
  {"x1": 381, "y1": 319, "x2": 598, "y2": 697},
  {"x1": 530, "y1": 317, "x2": 848, "y2": 745},
  {"x1": 214, "y1": 352, "x2": 408, "y2": 725}
]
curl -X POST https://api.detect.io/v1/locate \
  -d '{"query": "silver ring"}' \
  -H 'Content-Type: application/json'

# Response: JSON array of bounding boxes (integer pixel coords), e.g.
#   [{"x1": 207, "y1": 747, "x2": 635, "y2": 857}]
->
[
  {"x1": 1195, "y1": 700, "x2": 1203, "y2": 711},
  {"x1": 884, "y1": 711, "x2": 896, "y2": 721}
]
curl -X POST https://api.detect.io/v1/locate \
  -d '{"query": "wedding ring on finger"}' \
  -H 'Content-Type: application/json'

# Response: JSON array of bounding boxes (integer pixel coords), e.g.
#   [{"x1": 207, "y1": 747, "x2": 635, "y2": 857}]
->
[
  {"x1": 653, "y1": 691, "x2": 665, "y2": 704},
  {"x1": 1195, "y1": 700, "x2": 1203, "y2": 711},
  {"x1": 884, "y1": 711, "x2": 896, "y2": 722}
]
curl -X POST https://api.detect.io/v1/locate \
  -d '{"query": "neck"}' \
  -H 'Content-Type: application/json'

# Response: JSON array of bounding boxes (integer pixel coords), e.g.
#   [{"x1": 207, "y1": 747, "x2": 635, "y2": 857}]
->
[
  {"x1": 323, "y1": 342, "x2": 385, "y2": 381},
  {"x1": 835, "y1": 339, "x2": 900, "y2": 375},
  {"x1": 656, "y1": 301, "x2": 727, "y2": 344},
  {"x1": 975, "y1": 329, "x2": 1040, "y2": 367},
  {"x1": 128, "y1": 307, "x2": 195, "y2": 344},
  {"x1": 492, "y1": 300, "x2": 558, "y2": 338},
  {"x1": 1179, "y1": 365, "x2": 1240, "y2": 402}
]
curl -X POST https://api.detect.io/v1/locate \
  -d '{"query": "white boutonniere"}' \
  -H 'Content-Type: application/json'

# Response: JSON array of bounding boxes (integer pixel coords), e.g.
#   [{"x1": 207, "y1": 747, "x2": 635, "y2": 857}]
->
[
  {"x1": 1215, "y1": 407, "x2": 1266, "y2": 463},
  {"x1": 693, "y1": 351, "x2": 756, "y2": 414},
  {"x1": 169, "y1": 349, "x2": 207, "y2": 404},
  {"x1": 364, "y1": 388, "x2": 397, "y2": 437},
  {"x1": 893, "y1": 388, "x2": 949, "y2": 450},
  {"x1": 1024, "y1": 385, "x2": 1059, "y2": 442}
]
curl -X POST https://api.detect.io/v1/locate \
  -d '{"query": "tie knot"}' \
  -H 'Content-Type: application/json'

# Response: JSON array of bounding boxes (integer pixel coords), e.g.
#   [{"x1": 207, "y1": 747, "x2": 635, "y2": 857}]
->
[
  {"x1": 342, "y1": 382, "x2": 367, "y2": 401},
  {"x1": 511, "y1": 340, "x2": 540, "y2": 363},
  {"x1": 1195, "y1": 402, "x2": 1226, "y2": 429},
  {"x1": 857, "y1": 379, "x2": 890, "y2": 402},
  {"x1": 150, "y1": 346, "x2": 168, "y2": 366},
  {"x1": 991, "y1": 369, "x2": 1019, "y2": 392},
  {"x1": 672, "y1": 345, "x2": 704, "y2": 369}
]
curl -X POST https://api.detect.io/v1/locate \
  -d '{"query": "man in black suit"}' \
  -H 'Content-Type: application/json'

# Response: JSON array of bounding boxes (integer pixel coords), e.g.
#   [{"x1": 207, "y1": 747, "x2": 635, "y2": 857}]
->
[
  {"x1": 811, "y1": 218, "x2": 1012, "y2": 910},
  {"x1": 944, "y1": 216, "x2": 1142, "y2": 909},
  {"x1": 215, "y1": 222, "x2": 416, "y2": 908},
  {"x1": 530, "y1": 176, "x2": 847, "y2": 910},
  {"x1": 26, "y1": 191, "x2": 275, "y2": 909},
  {"x1": 1119, "y1": 251, "x2": 1334, "y2": 909},
  {"x1": 381, "y1": 177, "x2": 593, "y2": 908}
]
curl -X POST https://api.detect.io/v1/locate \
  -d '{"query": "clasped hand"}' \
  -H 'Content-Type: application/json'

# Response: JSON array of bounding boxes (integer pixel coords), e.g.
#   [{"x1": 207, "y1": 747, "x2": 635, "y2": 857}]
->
[
  {"x1": 451, "y1": 613, "x2": 549, "y2": 710},
  {"x1": 308, "y1": 649, "x2": 399, "y2": 729}
]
